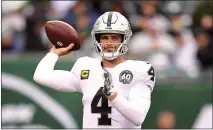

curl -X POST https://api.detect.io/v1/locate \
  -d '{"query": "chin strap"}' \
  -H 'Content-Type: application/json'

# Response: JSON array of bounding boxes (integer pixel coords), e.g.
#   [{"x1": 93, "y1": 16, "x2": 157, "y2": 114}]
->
[{"x1": 101, "y1": 51, "x2": 119, "y2": 60}]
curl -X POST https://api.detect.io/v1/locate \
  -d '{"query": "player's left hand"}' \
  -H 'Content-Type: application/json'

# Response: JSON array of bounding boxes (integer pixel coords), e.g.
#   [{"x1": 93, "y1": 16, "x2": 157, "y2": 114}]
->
[{"x1": 102, "y1": 71, "x2": 115, "y2": 97}]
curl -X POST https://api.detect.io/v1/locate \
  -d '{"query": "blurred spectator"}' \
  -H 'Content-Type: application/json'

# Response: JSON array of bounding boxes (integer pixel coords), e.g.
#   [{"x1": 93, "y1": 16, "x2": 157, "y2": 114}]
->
[
  {"x1": 2, "y1": 1, "x2": 28, "y2": 54},
  {"x1": 194, "y1": 28, "x2": 213, "y2": 71},
  {"x1": 50, "y1": 1, "x2": 78, "y2": 20},
  {"x1": 156, "y1": 110, "x2": 176, "y2": 129},
  {"x1": 24, "y1": 1, "x2": 51, "y2": 52},
  {"x1": 180, "y1": 1, "x2": 202, "y2": 15},
  {"x1": 200, "y1": 15, "x2": 212, "y2": 36},
  {"x1": 192, "y1": 1, "x2": 213, "y2": 43},
  {"x1": 129, "y1": 17, "x2": 176, "y2": 71},
  {"x1": 111, "y1": 1, "x2": 127, "y2": 16},
  {"x1": 130, "y1": 0, "x2": 170, "y2": 33},
  {"x1": 88, "y1": 0, "x2": 103, "y2": 14},
  {"x1": 75, "y1": 13, "x2": 93, "y2": 44},
  {"x1": 166, "y1": 2, "x2": 200, "y2": 78},
  {"x1": 128, "y1": 1, "x2": 175, "y2": 71},
  {"x1": 191, "y1": 1, "x2": 213, "y2": 71},
  {"x1": 63, "y1": 1, "x2": 99, "y2": 44},
  {"x1": 145, "y1": 0, "x2": 166, "y2": 15},
  {"x1": 169, "y1": 30, "x2": 199, "y2": 78},
  {"x1": 97, "y1": 0, "x2": 129, "y2": 16},
  {"x1": 164, "y1": 1, "x2": 193, "y2": 28},
  {"x1": 2, "y1": 13, "x2": 25, "y2": 52},
  {"x1": 192, "y1": 1, "x2": 213, "y2": 28}
]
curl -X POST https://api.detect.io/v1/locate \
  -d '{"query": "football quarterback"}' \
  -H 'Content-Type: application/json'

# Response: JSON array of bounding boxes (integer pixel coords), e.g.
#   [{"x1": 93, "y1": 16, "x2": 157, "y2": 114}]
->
[{"x1": 34, "y1": 11, "x2": 156, "y2": 128}]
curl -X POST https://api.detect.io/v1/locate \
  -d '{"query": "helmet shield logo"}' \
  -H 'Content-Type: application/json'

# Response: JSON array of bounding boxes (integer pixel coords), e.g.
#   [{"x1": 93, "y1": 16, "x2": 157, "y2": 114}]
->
[{"x1": 102, "y1": 12, "x2": 118, "y2": 29}]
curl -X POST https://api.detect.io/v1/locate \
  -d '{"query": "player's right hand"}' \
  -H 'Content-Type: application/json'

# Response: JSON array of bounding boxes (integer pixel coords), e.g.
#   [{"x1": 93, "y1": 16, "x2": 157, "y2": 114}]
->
[{"x1": 50, "y1": 43, "x2": 74, "y2": 56}]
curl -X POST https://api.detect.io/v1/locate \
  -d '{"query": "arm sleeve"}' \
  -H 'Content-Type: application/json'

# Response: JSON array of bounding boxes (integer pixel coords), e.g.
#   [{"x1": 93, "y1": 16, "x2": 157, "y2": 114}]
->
[
  {"x1": 110, "y1": 64, "x2": 156, "y2": 126},
  {"x1": 33, "y1": 52, "x2": 81, "y2": 92}
]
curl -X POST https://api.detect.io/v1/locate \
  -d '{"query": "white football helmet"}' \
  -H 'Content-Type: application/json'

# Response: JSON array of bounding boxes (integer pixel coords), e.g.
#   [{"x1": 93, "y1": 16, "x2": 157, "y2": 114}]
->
[{"x1": 91, "y1": 11, "x2": 132, "y2": 60}]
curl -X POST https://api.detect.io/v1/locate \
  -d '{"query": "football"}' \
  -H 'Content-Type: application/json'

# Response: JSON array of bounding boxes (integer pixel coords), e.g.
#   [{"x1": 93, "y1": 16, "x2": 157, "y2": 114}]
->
[{"x1": 44, "y1": 20, "x2": 81, "y2": 51}]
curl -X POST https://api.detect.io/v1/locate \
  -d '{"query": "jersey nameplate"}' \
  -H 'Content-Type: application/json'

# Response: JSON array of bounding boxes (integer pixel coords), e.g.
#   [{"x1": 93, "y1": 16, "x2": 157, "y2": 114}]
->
[{"x1": 81, "y1": 70, "x2": 90, "y2": 80}]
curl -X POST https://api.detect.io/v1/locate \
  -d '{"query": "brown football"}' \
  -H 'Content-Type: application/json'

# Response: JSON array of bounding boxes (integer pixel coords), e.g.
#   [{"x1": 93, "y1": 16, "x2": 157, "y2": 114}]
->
[{"x1": 44, "y1": 20, "x2": 81, "y2": 51}]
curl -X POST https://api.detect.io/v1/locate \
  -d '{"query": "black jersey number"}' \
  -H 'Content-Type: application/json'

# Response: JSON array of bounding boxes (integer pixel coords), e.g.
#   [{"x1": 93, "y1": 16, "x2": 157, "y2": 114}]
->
[
  {"x1": 148, "y1": 66, "x2": 155, "y2": 81},
  {"x1": 91, "y1": 87, "x2": 111, "y2": 125}
]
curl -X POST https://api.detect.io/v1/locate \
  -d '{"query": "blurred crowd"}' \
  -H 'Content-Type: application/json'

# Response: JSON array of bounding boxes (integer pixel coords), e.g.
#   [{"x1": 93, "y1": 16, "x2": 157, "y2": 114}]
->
[{"x1": 2, "y1": 0, "x2": 212, "y2": 80}]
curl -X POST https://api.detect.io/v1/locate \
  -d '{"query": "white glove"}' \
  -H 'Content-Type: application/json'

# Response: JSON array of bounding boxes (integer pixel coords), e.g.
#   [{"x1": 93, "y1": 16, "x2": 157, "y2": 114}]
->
[{"x1": 102, "y1": 70, "x2": 115, "y2": 97}]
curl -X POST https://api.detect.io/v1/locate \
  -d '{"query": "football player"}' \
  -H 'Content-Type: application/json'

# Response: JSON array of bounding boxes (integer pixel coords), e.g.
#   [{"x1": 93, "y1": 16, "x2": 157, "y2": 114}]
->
[{"x1": 34, "y1": 11, "x2": 156, "y2": 128}]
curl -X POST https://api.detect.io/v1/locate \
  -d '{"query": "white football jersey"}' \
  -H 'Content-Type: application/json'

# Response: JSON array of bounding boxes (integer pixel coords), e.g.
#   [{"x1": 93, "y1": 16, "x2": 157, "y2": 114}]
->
[{"x1": 69, "y1": 56, "x2": 156, "y2": 128}]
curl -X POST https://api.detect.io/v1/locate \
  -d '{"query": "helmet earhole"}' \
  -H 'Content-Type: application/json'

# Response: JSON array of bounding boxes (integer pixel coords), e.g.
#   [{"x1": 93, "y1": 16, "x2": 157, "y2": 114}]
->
[
  {"x1": 95, "y1": 34, "x2": 101, "y2": 43},
  {"x1": 121, "y1": 34, "x2": 124, "y2": 42}
]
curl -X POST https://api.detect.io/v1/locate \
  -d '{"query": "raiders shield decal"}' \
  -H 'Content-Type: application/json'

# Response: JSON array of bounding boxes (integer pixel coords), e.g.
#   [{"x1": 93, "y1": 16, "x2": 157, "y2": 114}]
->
[{"x1": 119, "y1": 70, "x2": 133, "y2": 84}]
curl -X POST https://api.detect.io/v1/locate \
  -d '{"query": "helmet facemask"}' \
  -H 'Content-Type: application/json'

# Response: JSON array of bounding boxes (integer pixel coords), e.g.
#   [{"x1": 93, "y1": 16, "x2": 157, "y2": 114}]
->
[{"x1": 92, "y1": 31, "x2": 131, "y2": 60}]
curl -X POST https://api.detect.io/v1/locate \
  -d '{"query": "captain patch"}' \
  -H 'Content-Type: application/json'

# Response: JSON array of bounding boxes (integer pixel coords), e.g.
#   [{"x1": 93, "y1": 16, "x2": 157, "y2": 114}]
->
[{"x1": 81, "y1": 70, "x2": 90, "y2": 80}]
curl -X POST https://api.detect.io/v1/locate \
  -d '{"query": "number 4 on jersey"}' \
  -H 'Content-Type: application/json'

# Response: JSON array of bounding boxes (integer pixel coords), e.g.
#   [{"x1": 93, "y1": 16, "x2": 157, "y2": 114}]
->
[
  {"x1": 91, "y1": 87, "x2": 111, "y2": 125},
  {"x1": 148, "y1": 66, "x2": 155, "y2": 81},
  {"x1": 146, "y1": 62, "x2": 155, "y2": 81}
]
